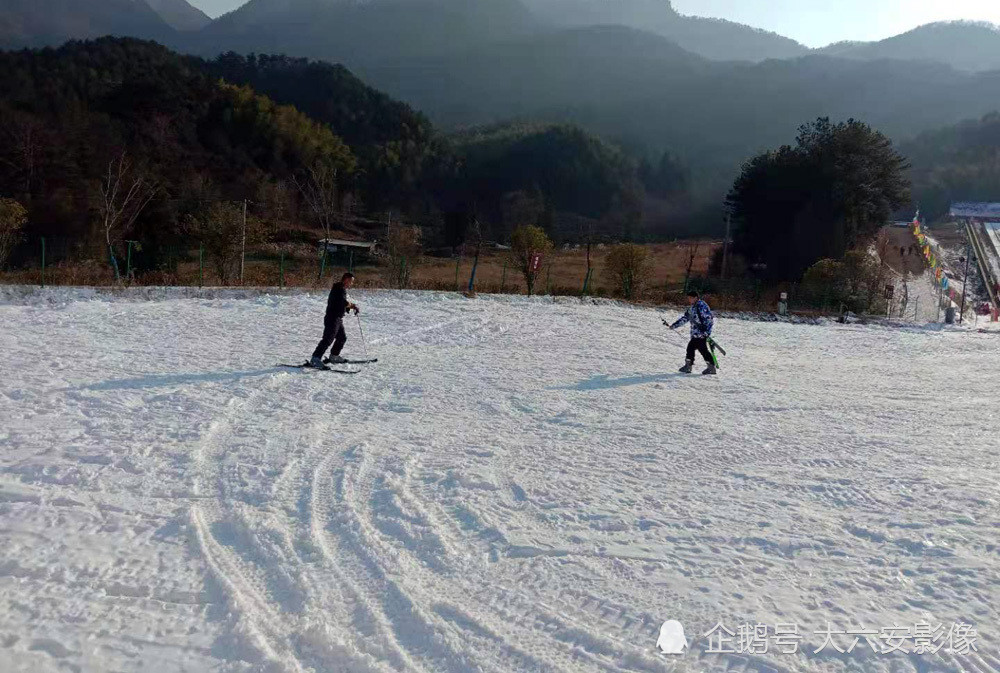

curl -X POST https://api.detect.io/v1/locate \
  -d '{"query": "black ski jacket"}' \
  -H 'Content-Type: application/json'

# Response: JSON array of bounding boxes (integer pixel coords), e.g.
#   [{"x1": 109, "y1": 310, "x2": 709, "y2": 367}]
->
[{"x1": 324, "y1": 282, "x2": 351, "y2": 319}]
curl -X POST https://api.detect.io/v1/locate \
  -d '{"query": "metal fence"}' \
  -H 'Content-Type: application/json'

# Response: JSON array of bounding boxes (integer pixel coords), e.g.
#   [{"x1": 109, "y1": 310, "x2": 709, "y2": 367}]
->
[{"x1": 2, "y1": 239, "x2": 953, "y2": 322}]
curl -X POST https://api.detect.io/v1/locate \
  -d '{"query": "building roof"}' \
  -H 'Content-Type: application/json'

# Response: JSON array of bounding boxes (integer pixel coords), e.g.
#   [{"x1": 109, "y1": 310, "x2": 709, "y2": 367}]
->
[
  {"x1": 319, "y1": 238, "x2": 377, "y2": 249},
  {"x1": 950, "y1": 202, "x2": 1000, "y2": 218}
]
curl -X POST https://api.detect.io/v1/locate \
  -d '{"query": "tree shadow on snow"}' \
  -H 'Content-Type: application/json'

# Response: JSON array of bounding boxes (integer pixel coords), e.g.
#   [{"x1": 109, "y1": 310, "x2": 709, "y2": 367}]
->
[
  {"x1": 555, "y1": 373, "x2": 684, "y2": 391},
  {"x1": 81, "y1": 368, "x2": 282, "y2": 391}
]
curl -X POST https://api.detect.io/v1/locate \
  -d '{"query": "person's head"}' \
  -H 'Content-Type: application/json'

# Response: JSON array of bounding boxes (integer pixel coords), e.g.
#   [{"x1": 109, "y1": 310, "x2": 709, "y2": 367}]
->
[
  {"x1": 342, "y1": 272, "x2": 355, "y2": 289},
  {"x1": 687, "y1": 289, "x2": 700, "y2": 305}
]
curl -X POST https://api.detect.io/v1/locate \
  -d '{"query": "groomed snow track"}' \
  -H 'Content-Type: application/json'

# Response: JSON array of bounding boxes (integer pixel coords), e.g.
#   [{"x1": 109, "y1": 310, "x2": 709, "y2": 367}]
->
[
  {"x1": 2, "y1": 289, "x2": 999, "y2": 673},
  {"x1": 973, "y1": 221, "x2": 1000, "y2": 310}
]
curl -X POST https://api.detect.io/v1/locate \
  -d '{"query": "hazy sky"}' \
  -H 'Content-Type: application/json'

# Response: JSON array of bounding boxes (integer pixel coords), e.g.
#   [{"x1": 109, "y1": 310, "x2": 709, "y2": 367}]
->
[
  {"x1": 188, "y1": 0, "x2": 1000, "y2": 47},
  {"x1": 190, "y1": 0, "x2": 244, "y2": 18},
  {"x1": 671, "y1": 0, "x2": 1000, "y2": 47}
]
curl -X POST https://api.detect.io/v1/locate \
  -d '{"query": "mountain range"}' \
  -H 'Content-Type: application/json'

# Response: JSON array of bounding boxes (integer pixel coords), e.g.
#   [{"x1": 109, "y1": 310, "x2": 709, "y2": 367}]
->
[
  {"x1": 3, "y1": 0, "x2": 1000, "y2": 213},
  {"x1": 5, "y1": 0, "x2": 1000, "y2": 71},
  {"x1": 0, "y1": 0, "x2": 175, "y2": 48},
  {"x1": 817, "y1": 21, "x2": 1000, "y2": 72},
  {"x1": 145, "y1": 0, "x2": 211, "y2": 31},
  {"x1": 192, "y1": 0, "x2": 539, "y2": 65},
  {"x1": 522, "y1": 0, "x2": 808, "y2": 62}
]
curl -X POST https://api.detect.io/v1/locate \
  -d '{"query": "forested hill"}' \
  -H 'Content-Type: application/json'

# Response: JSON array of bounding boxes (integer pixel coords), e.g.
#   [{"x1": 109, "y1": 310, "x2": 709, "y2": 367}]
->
[
  {"x1": 202, "y1": 52, "x2": 443, "y2": 211},
  {"x1": 0, "y1": 38, "x2": 686, "y2": 268},
  {"x1": 905, "y1": 112, "x2": 1000, "y2": 222},
  {"x1": 0, "y1": 38, "x2": 353, "y2": 258},
  {"x1": 5, "y1": 1, "x2": 1000, "y2": 213},
  {"x1": 365, "y1": 26, "x2": 1000, "y2": 197}
]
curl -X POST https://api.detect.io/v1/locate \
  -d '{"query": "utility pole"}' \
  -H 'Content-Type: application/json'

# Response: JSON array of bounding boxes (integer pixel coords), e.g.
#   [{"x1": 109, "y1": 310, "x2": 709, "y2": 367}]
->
[
  {"x1": 468, "y1": 219, "x2": 482, "y2": 294},
  {"x1": 721, "y1": 212, "x2": 731, "y2": 280},
  {"x1": 240, "y1": 198, "x2": 247, "y2": 285}
]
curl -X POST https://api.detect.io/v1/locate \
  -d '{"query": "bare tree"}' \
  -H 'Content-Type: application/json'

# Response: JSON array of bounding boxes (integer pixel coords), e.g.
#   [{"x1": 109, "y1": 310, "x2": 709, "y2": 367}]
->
[
  {"x1": 294, "y1": 161, "x2": 340, "y2": 280},
  {"x1": 99, "y1": 152, "x2": 156, "y2": 280},
  {"x1": 683, "y1": 241, "x2": 701, "y2": 292},
  {"x1": 864, "y1": 230, "x2": 893, "y2": 313},
  {"x1": 387, "y1": 225, "x2": 422, "y2": 289},
  {"x1": 0, "y1": 111, "x2": 42, "y2": 195}
]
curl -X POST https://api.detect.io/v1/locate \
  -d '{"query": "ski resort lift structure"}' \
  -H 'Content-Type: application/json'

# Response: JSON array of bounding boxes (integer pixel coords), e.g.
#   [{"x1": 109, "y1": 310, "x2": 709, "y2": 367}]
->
[{"x1": 949, "y1": 203, "x2": 1000, "y2": 322}]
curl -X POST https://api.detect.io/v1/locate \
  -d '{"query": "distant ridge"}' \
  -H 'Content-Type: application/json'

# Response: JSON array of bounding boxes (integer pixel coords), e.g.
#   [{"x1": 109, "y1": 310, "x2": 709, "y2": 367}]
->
[
  {"x1": 815, "y1": 21, "x2": 1000, "y2": 72},
  {"x1": 522, "y1": 0, "x2": 808, "y2": 62},
  {"x1": 0, "y1": 0, "x2": 176, "y2": 48},
  {"x1": 146, "y1": 0, "x2": 212, "y2": 32}
]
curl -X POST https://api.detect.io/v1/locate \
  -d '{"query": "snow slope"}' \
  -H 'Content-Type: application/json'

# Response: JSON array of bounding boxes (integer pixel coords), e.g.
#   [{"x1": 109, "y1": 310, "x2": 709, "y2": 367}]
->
[
  {"x1": 987, "y1": 222, "x2": 1000, "y2": 258},
  {"x1": 984, "y1": 222, "x2": 1000, "y2": 294},
  {"x1": 2, "y1": 290, "x2": 999, "y2": 673},
  {"x1": 905, "y1": 268, "x2": 949, "y2": 322}
]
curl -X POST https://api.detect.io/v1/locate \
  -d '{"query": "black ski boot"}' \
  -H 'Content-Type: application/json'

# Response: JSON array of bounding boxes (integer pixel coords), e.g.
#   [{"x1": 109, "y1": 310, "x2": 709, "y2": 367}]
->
[
  {"x1": 702, "y1": 363, "x2": 718, "y2": 376},
  {"x1": 679, "y1": 359, "x2": 694, "y2": 374}
]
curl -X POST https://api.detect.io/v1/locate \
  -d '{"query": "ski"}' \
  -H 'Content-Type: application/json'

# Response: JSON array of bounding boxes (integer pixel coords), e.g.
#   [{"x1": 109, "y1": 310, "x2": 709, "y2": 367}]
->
[
  {"x1": 324, "y1": 357, "x2": 378, "y2": 365},
  {"x1": 277, "y1": 363, "x2": 360, "y2": 375}
]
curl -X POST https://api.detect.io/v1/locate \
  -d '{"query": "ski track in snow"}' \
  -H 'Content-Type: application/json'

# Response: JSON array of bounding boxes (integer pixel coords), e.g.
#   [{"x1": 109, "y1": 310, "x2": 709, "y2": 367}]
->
[{"x1": 1, "y1": 289, "x2": 999, "y2": 673}]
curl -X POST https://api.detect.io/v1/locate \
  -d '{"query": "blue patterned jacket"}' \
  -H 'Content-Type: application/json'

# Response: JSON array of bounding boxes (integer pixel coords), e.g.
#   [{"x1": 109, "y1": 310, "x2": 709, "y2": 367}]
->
[{"x1": 671, "y1": 299, "x2": 714, "y2": 338}]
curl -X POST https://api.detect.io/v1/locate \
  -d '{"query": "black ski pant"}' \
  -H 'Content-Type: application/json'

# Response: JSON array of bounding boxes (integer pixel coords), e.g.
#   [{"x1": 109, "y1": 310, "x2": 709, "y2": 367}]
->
[
  {"x1": 686, "y1": 337, "x2": 714, "y2": 365},
  {"x1": 312, "y1": 315, "x2": 347, "y2": 360}
]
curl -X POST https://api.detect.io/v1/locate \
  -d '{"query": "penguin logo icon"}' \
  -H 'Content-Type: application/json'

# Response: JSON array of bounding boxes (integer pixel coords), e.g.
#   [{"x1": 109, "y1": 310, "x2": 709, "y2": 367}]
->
[{"x1": 656, "y1": 620, "x2": 688, "y2": 655}]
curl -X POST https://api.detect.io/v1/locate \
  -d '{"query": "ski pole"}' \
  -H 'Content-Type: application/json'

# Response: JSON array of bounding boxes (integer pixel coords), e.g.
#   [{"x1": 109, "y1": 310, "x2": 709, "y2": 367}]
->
[
  {"x1": 357, "y1": 314, "x2": 370, "y2": 358},
  {"x1": 661, "y1": 318, "x2": 684, "y2": 340}
]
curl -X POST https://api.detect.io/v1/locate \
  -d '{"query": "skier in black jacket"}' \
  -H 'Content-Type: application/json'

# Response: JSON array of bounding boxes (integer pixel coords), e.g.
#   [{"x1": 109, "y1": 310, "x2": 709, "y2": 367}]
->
[{"x1": 310, "y1": 273, "x2": 359, "y2": 367}]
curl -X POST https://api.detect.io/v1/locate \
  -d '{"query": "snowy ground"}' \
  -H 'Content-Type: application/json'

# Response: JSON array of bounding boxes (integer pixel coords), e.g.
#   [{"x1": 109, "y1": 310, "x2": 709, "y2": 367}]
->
[
  {"x1": 2, "y1": 289, "x2": 999, "y2": 673},
  {"x1": 889, "y1": 268, "x2": 943, "y2": 323}
]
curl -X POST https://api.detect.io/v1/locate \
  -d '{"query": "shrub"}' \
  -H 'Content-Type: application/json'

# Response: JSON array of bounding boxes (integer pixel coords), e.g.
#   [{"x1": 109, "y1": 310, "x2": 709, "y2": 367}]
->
[
  {"x1": 801, "y1": 258, "x2": 848, "y2": 308},
  {"x1": 603, "y1": 243, "x2": 652, "y2": 300},
  {"x1": 0, "y1": 199, "x2": 28, "y2": 269},
  {"x1": 509, "y1": 225, "x2": 553, "y2": 295},
  {"x1": 186, "y1": 201, "x2": 269, "y2": 285}
]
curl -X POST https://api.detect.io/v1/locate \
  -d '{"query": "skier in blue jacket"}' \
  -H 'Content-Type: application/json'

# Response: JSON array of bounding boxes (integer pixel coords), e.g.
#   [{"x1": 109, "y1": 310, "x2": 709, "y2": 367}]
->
[{"x1": 669, "y1": 290, "x2": 717, "y2": 375}]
